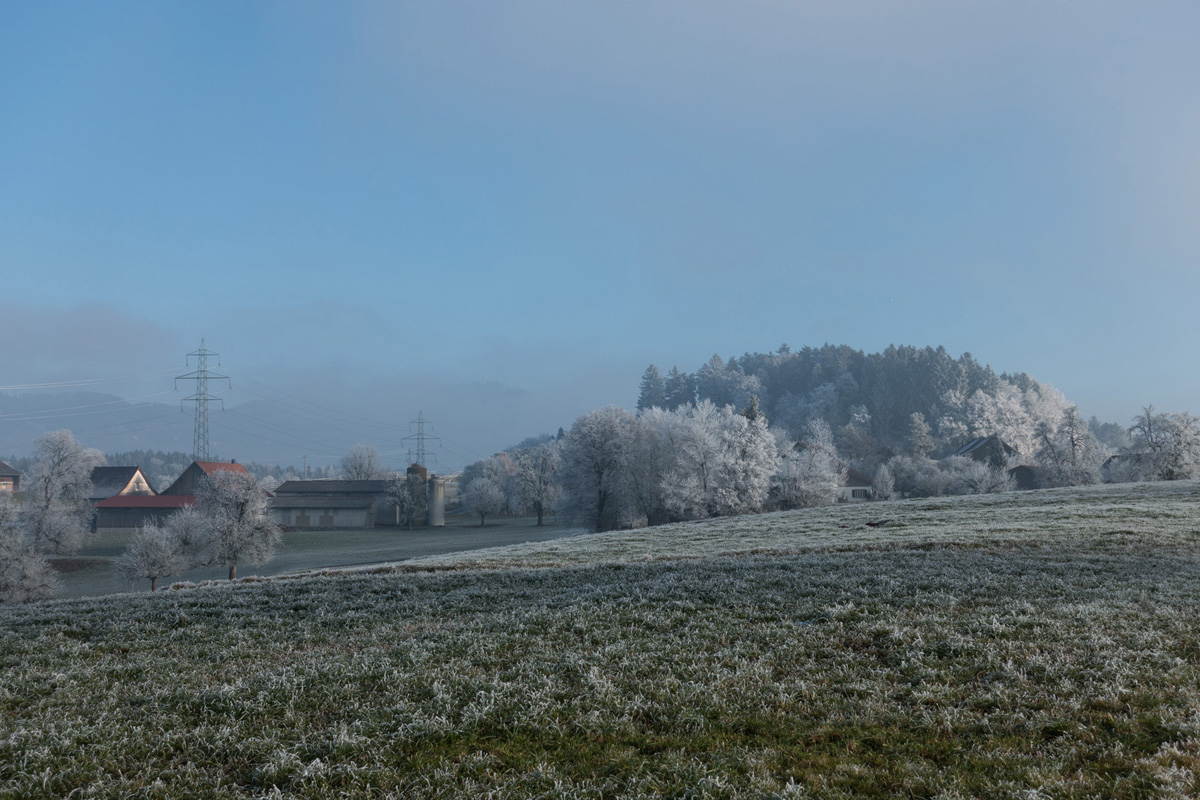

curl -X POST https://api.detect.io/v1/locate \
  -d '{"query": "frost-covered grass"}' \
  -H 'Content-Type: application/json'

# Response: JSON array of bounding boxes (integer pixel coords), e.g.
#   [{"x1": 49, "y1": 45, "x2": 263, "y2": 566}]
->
[{"x1": 3, "y1": 481, "x2": 1200, "y2": 798}]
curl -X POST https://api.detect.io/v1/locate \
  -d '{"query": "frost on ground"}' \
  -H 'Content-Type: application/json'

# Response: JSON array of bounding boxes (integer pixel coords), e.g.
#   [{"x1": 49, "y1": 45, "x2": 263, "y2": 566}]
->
[{"x1": 2, "y1": 481, "x2": 1199, "y2": 799}]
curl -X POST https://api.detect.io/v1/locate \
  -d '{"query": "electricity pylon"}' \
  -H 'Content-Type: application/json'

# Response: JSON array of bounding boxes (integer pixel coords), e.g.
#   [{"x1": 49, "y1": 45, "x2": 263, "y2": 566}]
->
[
  {"x1": 176, "y1": 339, "x2": 230, "y2": 461},
  {"x1": 402, "y1": 411, "x2": 440, "y2": 468}
]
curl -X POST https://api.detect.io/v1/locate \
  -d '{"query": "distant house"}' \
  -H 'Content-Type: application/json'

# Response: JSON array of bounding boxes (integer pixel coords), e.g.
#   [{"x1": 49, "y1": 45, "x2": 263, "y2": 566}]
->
[
  {"x1": 952, "y1": 435, "x2": 1019, "y2": 467},
  {"x1": 0, "y1": 461, "x2": 20, "y2": 493},
  {"x1": 94, "y1": 459, "x2": 253, "y2": 534},
  {"x1": 269, "y1": 480, "x2": 397, "y2": 529},
  {"x1": 837, "y1": 468, "x2": 875, "y2": 502},
  {"x1": 88, "y1": 466, "x2": 157, "y2": 504}
]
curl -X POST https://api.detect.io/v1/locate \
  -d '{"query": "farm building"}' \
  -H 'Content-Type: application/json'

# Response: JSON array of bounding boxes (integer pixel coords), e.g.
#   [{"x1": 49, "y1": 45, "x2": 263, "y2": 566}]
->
[
  {"x1": 88, "y1": 466, "x2": 157, "y2": 504},
  {"x1": 269, "y1": 480, "x2": 397, "y2": 529},
  {"x1": 93, "y1": 495, "x2": 195, "y2": 533},
  {"x1": 952, "y1": 435, "x2": 1019, "y2": 467},
  {"x1": 0, "y1": 461, "x2": 20, "y2": 492},
  {"x1": 93, "y1": 459, "x2": 255, "y2": 534},
  {"x1": 162, "y1": 460, "x2": 251, "y2": 495}
]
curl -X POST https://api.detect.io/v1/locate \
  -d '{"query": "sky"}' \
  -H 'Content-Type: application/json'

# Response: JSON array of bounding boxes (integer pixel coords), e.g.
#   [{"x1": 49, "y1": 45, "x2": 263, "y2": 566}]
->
[{"x1": 2, "y1": 2, "x2": 1198, "y2": 468}]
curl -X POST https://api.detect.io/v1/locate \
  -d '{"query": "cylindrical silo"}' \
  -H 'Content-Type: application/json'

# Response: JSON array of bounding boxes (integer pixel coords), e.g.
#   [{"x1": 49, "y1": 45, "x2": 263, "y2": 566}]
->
[{"x1": 427, "y1": 475, "x2": 445, "y2": 527}]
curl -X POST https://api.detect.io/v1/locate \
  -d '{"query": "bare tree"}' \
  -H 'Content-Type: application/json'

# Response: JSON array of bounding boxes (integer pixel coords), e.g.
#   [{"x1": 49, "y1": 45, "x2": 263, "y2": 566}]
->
[
  {"x1": 197, "y1": 470, "x2": 280, "y2": 580},
  {"x1": 340, "y1": 444, "x2": 387, "y2": 480},
  {"x1": 513, "y1": 443, "x2": 562, "y2": 526},
  {"x1": 461, "y1": 477, "x2": 505, "y2": 527},
  {"x1": 27, "y1": 430, "x2": 106, "y2": 554},
  {"x1": 1035, "y1": 407, "x2": 1103, "y2": 487},
  {"x1": 0, "y1": 494, "x2": 60, "y2": 602},
  {"x1": 116, "y1": 522, "x2": 185, "y2": 591}
]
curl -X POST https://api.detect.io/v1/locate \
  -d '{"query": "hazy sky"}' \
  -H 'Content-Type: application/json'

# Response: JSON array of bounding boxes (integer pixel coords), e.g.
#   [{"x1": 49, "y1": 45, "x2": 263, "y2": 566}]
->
[{"x1": 2, "y1": 2, "x2": 1198, "y2": 467}]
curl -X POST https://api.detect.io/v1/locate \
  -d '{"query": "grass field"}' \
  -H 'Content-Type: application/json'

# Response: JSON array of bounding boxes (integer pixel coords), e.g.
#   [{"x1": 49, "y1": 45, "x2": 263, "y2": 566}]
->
[
  {"x1": 3, "y1": 482, "x2": 1200, "y2": 798},
  {"x1": 50, "y1": 513, "x2": 584, "y2": 598}
]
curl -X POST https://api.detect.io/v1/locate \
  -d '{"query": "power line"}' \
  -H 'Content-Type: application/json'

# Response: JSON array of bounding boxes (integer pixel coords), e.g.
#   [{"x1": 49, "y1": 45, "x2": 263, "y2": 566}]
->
[
  {"x1": 402, "y1": 411, "x2": 440, "y2": 469},
  {"x1": 0, "y1": 367, "x2": 179, "y2": 391},
  {"x1": 175, "y1": 339, "x2": 229, "y2": 461}
]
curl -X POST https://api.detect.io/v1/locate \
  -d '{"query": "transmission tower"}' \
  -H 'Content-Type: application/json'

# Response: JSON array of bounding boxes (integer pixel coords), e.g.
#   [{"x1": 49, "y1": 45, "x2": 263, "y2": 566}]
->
[
  {"x1": 176, "y1": 339, "x2": 230, "y2": 461},
  {"x1": 402, "y1": 411, "x2": 440, "y2": 468}
]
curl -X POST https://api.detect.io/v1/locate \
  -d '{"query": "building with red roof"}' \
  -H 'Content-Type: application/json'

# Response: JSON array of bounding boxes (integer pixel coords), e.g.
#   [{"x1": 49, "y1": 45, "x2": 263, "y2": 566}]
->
[{"x1": 93, "y1": 460, "x2": 253, "y2": 533}]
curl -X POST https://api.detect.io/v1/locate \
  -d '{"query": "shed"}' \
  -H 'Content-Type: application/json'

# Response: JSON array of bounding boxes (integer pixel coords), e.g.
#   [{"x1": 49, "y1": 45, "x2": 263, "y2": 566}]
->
[{"x1": 270, "y1": 480, "x2": 397, "y2": 529}]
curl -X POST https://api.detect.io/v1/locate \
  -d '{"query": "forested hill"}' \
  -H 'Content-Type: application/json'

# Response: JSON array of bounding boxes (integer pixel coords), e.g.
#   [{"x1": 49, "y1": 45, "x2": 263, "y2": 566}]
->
[{"x1": 637, "y1": 344, "x2": 1085, "y2": 460}]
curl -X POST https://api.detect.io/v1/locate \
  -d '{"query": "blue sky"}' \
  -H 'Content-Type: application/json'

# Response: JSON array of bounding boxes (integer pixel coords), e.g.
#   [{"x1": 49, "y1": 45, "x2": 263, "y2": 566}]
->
[{"x1": 2, "y1": 2, "x2": 1198, "y2": 466}]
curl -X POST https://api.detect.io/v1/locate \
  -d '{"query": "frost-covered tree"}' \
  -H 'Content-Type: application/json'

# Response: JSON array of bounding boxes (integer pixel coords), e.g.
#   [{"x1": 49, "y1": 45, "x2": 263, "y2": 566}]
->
[
  {"x1": 26, "y1": 430, "x2": 106, "y2": 555},
  {"x1": 0, "y1": 494, "x2": 60, "y2": 602},
  {"x1": 513, "y1": 443, "x2": 562, "y2": 526},
  {"x1": 156, "y1": 506, "x2": 208, "y2": 570},
  {"x1": 1034, "y1": 407, "x2": 1103, "y2": 487},
  {"x1": 340, "y1": 444, "x2": 388, "y2": 480},
  {"x1": 636, "y1": 365, "x2": 666, "y2": 412},
  {"x1": 559, "y1": 406, "x2": 638, "y2": 531},
  {"x1": 461, "y1": 477, "x2": 506, "y2": 527},
  {"x1": 196, "y1": 470, "x2": 280, "y2": 580},
  {"x1": 460, "y1": 453, "x2": 518, "y2": 510},
  {"x1": 872, "y1": 463, "x2": 894, "y2": 501},
  {"x1": 905, "y1": 413, "x2": 934, "y2": 459},
  {"x1": 1120, "y1": 406, "x2": 1200, "y2": 482},
  {"x1": 116, "y1": 522, "x2": 185, "y2": 591},
  {"x1": 386, "y1": 471, "x2": 428, "y2": 530},
  {"x1": 777, "y1": 420, "x2": 846, "y2": 508}
]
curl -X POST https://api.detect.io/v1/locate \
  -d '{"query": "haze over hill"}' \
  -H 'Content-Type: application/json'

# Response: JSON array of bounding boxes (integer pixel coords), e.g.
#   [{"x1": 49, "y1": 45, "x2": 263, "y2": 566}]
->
[{"x1": 3, "y1": 3, "x2": 1199, "y2": 469}]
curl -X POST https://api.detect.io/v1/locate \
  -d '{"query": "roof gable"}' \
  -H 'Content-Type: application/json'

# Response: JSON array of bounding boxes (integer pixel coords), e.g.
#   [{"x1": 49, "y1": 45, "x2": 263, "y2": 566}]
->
[
  {"x1": 0, "y1": 461, "x2": 20, "y2": 478},
  {"x1": 89, "y1": 466, "x2": 157, "y2": 502}
]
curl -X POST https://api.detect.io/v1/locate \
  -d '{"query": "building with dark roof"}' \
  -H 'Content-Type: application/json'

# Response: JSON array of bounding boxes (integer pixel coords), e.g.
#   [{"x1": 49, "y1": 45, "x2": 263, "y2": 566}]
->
[
  {"x1": 0, "y1": 461, "x2": 20, "y2": 493},
  {"x1": 162, "y1": 460, "x2": 251, "y2": 495},
  {"x1": 952, "y1": 435, "x2": 1019, "y2": 467},
  {"x1": 88, "y1": 466, "x2": 157, "y2": 504},
  {"x1": 270, "y1": 480, "x2": 397, "y2": 529}
]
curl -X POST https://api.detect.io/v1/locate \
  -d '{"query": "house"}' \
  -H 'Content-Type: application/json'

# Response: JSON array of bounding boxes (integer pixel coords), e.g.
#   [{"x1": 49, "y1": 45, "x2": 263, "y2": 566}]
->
[
  {"x1": 88, "y1": 466, "x2": 157, "y2": 504},
  {"x1": 269, "y1": 480, "x2": 397, "y2": 529},
  {"x1": 837, "y1": 468, "x2": 874, "y2": 502},
  {"x1": 952, "y1": 435, "x2": 1019, "y2": 468},
  {"x1": 0, "y1": 461, "x2": 20, "y2": 493},
  {"x1": 93, "y1": 459, "x2": 253, "y2": 534}
]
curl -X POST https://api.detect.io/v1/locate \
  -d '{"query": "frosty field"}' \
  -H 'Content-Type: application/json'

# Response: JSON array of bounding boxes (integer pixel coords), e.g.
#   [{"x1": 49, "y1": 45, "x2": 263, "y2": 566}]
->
[{"x1": 2, "y1": 482, "x2": 1199, "y2": 799}]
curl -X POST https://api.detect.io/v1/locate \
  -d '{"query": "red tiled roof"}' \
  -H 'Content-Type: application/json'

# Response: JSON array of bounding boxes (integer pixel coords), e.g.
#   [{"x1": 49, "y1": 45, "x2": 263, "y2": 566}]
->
[
  {"x1": 95, "y1": 495, "x2": 196, "y2": 509},
  {"x1": 195, "y1": 461, "x2": 250, "y2": 476}
]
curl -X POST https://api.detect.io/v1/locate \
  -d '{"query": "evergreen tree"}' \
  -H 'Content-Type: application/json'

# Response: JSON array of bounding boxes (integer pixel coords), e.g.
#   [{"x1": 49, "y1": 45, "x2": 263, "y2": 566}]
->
[
  {"x1": 663, "y1": 367, "x2": 694, "y2": 410},
  {"x1": 636, "y1": 365, "x2": 667, "y2": 412}
]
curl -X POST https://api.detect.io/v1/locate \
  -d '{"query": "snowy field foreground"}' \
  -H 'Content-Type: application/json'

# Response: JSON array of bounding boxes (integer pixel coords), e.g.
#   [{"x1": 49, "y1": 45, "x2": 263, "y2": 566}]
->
[{"x1": 2, "y1": 483, "x2": 1200, "y2": 798}]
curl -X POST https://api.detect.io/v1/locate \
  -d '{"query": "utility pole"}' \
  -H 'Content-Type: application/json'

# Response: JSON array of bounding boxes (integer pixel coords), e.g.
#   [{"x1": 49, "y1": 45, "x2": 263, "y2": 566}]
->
[
  {"x1": 175, "y1": 339, "x2": 230, "y2": 461},
  {"x1": 402, "y1": 411, "x2": 440, "y2": 468}
]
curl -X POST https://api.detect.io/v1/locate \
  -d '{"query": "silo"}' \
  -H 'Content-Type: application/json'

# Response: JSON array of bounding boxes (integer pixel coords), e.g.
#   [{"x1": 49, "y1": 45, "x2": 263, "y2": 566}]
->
[{"x1": 427, "y1": 474, "x2": 445, "y2": 527}]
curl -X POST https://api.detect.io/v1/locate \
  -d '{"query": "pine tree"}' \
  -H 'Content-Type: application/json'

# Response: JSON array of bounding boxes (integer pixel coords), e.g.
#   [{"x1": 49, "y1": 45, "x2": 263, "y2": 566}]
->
[{"x1": 637, "y1": 365, "x2": 667, "y2": 412}]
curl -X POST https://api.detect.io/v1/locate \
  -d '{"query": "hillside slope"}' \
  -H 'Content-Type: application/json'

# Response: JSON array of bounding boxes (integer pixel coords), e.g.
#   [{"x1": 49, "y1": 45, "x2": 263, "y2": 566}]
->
[{"x1": 3, "y1": 483, "x2": 1199, "y2": 798}]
